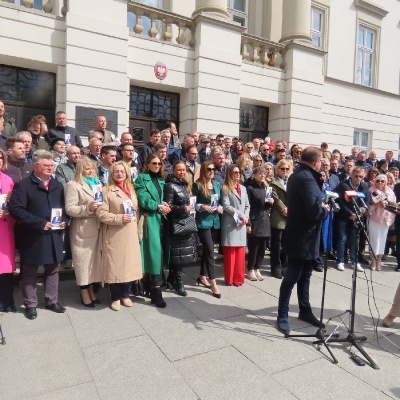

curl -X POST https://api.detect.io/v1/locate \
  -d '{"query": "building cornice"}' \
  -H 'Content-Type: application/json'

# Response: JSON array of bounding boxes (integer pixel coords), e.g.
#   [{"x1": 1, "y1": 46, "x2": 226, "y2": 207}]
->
[
  {"x1": 325, "y1": 76, "x2": 399, "y2": 99},
  {"x1": 354, "y1": 0, "x2": 388, "y2": 19}
]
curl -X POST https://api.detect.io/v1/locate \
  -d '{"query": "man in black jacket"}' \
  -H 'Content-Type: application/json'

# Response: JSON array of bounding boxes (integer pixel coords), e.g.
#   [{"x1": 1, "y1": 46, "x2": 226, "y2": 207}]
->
[
  {"x1": 48, "y1": 111, "x2": 83, "y2": 148},
  {"x1": 3, "y1": 137, "x2": 32, "y2": 183},
  {"x1": 277, "y1": 147, "x2": 329, "y2": 335},
  {"x1": 138, "y1": 129, "x2": 161, "y2": 169},
  {"x1": 335, "y1": 167, "x2": 369, "y2": 272},
  {"x1": 9, "y1": 150, "x2": 68, "y2": 320}
]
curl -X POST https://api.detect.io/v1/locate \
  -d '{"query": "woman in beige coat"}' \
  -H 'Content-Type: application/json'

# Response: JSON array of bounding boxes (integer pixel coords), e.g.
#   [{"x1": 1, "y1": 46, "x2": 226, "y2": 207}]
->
[
  {"x1": 65, "y1": 158, "x2": 102, "y2": 307},
  {"x1": 97, "y1": 161, "x2": 142, "y2": 311}
]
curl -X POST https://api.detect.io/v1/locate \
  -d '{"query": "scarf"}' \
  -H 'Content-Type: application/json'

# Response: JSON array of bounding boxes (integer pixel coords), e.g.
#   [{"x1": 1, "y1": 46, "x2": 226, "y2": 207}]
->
[
  {"x1": 83, "y1": 176, "x2": 100, "y2": 189},
  {"x1": 116, "y1": 182, "x2": 131, "y2": 199}
]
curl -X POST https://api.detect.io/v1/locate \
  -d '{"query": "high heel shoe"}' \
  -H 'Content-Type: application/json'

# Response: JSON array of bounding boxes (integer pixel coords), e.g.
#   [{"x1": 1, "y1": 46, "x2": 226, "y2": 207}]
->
[
  {"x1": 80, "y1": 295, "x2": 95, "y2": 308},
  {"x1": 211, "y1": 291, "x2": 221, "y2": 299},
  {"x1": 91, "y1": 299, "x2": 101, "y2": 304},
  {"x1": 197, "y1": 276, "x2": 211, "y2": 288}
]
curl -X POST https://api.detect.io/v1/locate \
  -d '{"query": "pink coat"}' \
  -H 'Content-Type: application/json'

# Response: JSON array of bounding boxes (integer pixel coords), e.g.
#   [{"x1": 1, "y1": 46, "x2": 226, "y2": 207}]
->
[
  {"x1": 368, "y1": 185, "x2": 396, "y2": 227},
  {"x1": 0, "y1": 171, "x2": 15, "y2": 274}
]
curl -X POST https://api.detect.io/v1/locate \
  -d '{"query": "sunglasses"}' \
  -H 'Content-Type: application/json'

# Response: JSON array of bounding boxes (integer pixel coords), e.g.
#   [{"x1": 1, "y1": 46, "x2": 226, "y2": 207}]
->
[
  {"x1": 207, "y1": 167, "x2": 215, "y2": 172},
  {"x1": 375, "y1": 179, "x2": 385, "y2": 183},
  {"x1": 151, "y1": 162, "x2": 162, "y2": 166},
  {"x1": 280, "y1": 167, "x2": 290, "y2": 171},
  {"x1": 233, "y1": 171, "x2": 241, "y2": 174},
  {"x1": 354, "y1": 175, "x2": 363, "y2": 178},
  {"x1": 253, "y1": 159, "x2": 262, "y2": 162}
]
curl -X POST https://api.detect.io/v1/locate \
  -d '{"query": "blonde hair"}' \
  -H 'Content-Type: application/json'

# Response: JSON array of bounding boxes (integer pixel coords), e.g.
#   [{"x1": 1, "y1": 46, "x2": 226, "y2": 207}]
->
[
  {"x1": 222, "y1": 164, "x2": 240, "y2": 194},
  {"x1": 237, "y1": 153, "x2": 252, "y2": 170},
  {"x1": 74, "y1": 157, "x2": 98, "y2": 184},
  {"x1": 107, "y1": 161, "x2": 132, "y2": 189}
]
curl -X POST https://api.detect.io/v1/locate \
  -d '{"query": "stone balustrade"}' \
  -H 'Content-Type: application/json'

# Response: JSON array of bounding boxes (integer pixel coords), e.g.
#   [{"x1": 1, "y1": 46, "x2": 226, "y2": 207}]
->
[
  {"x1": 127, "y1": 1, "x2": 195, "y2": 48},
  {"x1": 241, "y1": 34, "x2": 286, "y2": 69},
  {"x1": 0, "y1": 0, "x2": 66, "y2": 16}
]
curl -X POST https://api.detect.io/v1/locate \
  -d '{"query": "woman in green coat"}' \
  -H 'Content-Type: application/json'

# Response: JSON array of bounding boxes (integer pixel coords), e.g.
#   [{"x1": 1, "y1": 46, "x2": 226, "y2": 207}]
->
[{"x1": 134, "y1": 154, "x2": 171, "y2": 308}]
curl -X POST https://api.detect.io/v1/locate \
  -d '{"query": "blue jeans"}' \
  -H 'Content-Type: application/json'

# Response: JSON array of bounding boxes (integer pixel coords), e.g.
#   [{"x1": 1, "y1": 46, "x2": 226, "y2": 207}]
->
[
  {"x1": 336, "y1": 219, "x2": 357, "y2": 264},
  {"x1": 278, "y1": 258, "x2": 313, "y2": 318}
]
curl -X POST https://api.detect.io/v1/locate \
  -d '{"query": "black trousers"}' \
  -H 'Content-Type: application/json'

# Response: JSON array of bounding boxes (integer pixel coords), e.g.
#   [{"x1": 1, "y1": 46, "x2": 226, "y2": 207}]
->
[
  {"x1": 0, "y1": 273, "x2": 14, "y2": 310},
  {"x1": 109, "y1": 283, "x2": 131, "y2": 302},
  {"x1": 247, "y1": 236, "x2": 267, "y2": 270},
  {"x1": 197, "y1": 228, "x2": 218, "y2": 279},
  {"x1": 271, "y1": 227, "x2": 286, "y2": 269}
]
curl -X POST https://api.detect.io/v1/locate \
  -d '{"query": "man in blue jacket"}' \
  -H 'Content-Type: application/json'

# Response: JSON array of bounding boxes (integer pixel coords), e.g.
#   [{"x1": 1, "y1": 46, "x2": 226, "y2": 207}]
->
[{"x1": 277, "y1": 147, "x2": 329, "y2": 335}]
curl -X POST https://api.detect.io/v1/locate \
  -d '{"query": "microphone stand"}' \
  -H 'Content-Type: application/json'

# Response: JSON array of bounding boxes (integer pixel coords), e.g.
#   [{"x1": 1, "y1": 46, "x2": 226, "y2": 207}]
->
[
  {"x1": 287, "y1": 201, "x2": 338, "y2": 364},
  {"x1": 314, "y1": 198, "x2": 379, "y2": 369},
  {"x1": 0, "y1": 319, "x2": 5, "y2": 345}
]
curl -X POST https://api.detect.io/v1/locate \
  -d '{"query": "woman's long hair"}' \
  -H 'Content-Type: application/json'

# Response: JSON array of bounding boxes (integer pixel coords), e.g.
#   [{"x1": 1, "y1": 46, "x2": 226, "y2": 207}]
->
[
  {"x1": 74, "y1": 157, "x2": 98, "y2": 184},
  {"x1": 222, "y1": 164, "x2": 239, "y2": 194},
  {"x1": 196, "y1": 160, "x2": 214, "y2": 198},
  {"x1": 142, "y1": 153, "x2": 165, "y2": 180},
  {"x1": 107, "y1": 161, "x2": 132, "y2": 188}
]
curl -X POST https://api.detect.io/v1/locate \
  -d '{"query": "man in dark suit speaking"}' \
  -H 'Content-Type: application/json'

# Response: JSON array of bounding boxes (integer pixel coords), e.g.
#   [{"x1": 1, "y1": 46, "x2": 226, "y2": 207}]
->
[{"x1": 277, "y1": 147, "x2": 329, "y2": 335}]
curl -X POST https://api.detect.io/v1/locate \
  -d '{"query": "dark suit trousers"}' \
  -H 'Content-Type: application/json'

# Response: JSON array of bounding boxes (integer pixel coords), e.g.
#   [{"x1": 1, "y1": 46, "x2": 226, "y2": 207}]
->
[
  {"x1": 22, "y1": 263, "x2": 60, "y2": 307},
  {"x1": 198, "y1": 228, "x2": 218, "y2": 280},
  {"x1": 0, "y1": 273, "x2": 14, "y2": 309},
  {"x1": 278, "y1": 257, "x2": 313, "y2": 318},
  {"x1": 247, "y1": 236, "x2": 266, "y2": 270}
]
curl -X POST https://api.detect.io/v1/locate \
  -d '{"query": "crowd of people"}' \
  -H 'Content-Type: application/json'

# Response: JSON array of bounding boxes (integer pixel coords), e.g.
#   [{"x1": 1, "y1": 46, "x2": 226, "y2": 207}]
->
[{"x1": 0, "y1": 100, "x2": 399, "y2": 331}]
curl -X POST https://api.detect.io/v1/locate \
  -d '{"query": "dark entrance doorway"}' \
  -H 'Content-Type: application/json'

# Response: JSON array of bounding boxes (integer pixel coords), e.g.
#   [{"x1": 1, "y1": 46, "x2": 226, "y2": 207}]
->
[
  {"x1": 239, "y1": 103, "x2": 269, "y2": 143},
  {"x1": 129, "y1": 85, "x2": 179, "y2": 147},
  {"x1": 0, "y1": 64, "x2": 56, "y2": 132}
]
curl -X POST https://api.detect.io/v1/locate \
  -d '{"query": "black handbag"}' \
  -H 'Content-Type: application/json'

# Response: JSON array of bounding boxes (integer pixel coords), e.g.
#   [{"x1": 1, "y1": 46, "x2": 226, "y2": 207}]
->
[{"x1": 170, "y1": 213, "x2": 197, "y2": 235}]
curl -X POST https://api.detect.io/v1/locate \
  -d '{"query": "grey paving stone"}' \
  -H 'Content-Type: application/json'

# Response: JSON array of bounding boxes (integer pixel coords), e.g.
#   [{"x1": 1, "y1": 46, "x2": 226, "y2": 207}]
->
[
  {"x1": 272, "y1": 357, "x2": 388, "y2": 399},
  {"x1": 129, "y1": 297, "x2": 229, "y2": 361},
  {"x1": 206, "y1": 314, "x2": 322, "y2": 374},
  {"x1": 174, "y1": 346, "x2": 297, "y2": 400},
  {"x1": 0, "y1": 325, "x2": 92, "y2": 399},
  {"x1": 27, "y1": 382, "x2": 100, "y2": 400},
  {"x1": 83, "y1": 335, "x2": 197, "y2": 400}
]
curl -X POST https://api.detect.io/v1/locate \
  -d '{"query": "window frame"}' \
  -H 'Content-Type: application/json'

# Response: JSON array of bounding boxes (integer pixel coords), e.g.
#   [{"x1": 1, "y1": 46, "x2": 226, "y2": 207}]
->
[
  {"x1": 353, "y1": 129, "x2": 370, "y2": 153},
  {"x1": 311, "y1": 7, "x2": 323, "y2": 48},
  {"x1": 355, "y1": 22, "x2": 379, "y2": 88},
  {"x1": 310, "y1": 2, "x2": 329, "y2": 51},
  {"x1": 227, "y1": 0, "x2": 248, "y2": 30}
]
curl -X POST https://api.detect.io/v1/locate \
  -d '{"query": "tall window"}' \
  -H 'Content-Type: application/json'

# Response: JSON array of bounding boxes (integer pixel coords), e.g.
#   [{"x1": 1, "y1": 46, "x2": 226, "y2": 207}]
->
[
  {"x1": 311, "y1": 8, "x2": 323, "y2": 47},
  {"x1": 227, "y1": 0, "x2": 248, "y2": 28},
  {"x1": 353, "y1": 129, "x2": 370, "y2": 152},
  {"x1": 356, "y1": 26, "x2": 374, "y2": 87}
]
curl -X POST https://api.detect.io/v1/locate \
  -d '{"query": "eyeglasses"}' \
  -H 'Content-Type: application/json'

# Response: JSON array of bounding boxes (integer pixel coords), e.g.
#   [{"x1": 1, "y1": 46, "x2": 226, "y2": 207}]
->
[
  {"x1": 375, "y1": 179, "x2": 385, "y2": 183},
  {"x1": 233, "y1": 171, "x2": 241, "y2": 174},
  {"x1": 354, "y1": 175, "x2": 363, "y2": 178},
  {"x1": 296, "y1": 150, "x2": 302, "y2": 154},
  {"x1": 151, "y1": 162, "x2": 162, "y2": 166},
  {"x1": 261, "y1": 149, "x2": 269, "y2": 152},
  {"x1": 37, "y1": 164, "x2": 53, "y2": 169},
  {"x1": 207, "y1": 167, "x2": 215, "y2": 172},
  {"x1": 258, "y1": 172, "x2": 267, "y2": 176},
  {"x1": 253, "y1": 159, "x2": 262, "y2": 162},
  {"x1": 280, "y1": 167, "x2": 290, "y2": 171},
  {"x1": 247, "y1": 147, "x2": 254, "y2": 149}
]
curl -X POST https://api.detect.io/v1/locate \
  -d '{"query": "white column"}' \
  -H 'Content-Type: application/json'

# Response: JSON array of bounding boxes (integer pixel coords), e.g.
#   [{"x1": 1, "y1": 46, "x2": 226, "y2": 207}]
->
[
  {"x1": 280, "y1": 0, "x2": 312, "y2": 43},
  {"x1": 192, "y1": 0, "x2": 230, "y2": 20}
]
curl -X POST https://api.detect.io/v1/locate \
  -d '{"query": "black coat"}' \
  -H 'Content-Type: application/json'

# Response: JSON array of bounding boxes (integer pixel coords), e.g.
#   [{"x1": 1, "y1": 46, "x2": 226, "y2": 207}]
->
[
  {"x1": 3, "y1": 157, "x2": 32, "y2": 184},
  {"x1": 246, "y1": 179, "x2": 272, "y2": 237},
  {"x1": 48, "y1": 125, "x2": 83, "y2": 148},
  {"x1": 9, "y1": 175, "x2": 68, "y2": 264},
  {"x1": 283, "y1": 163, "x2": 328, "y2": 260},
  {"x1": 336, "y1": 178, "x2": 369, "y2": 222},
  {"x1": 163, "y1": 175, "x2": 197, "y2": 267}
]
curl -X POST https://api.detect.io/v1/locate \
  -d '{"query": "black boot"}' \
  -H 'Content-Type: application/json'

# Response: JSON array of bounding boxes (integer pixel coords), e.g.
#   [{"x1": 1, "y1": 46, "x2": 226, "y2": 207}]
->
[
  {"x1": 142, "y1": 275, "x2": 152, "y2": 297},
  {"x1": 175, "y1": 271, "x2": 188, "y2": 297},
  {"x1": 150, "y1": 287, "x2": 166, "y2": 308},
  {"x1": 270, "y1": 242, "x2": 282, "y2": 279}
]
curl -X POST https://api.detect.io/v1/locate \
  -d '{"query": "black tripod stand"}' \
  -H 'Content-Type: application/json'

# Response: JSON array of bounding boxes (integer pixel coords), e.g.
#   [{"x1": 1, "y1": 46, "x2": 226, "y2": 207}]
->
[
  {"x1": 0, "y1": 319, "x2": 5, "y2": 345},
  {"x1": 286, "y1": 202, "x2": 338, "y2": 364},
  {"x1": 314, "y1": 198, "x2": 379, "y2": 369}
]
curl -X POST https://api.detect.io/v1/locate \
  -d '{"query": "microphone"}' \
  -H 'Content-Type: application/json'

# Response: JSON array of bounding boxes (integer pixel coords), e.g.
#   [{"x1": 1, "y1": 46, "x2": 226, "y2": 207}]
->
[
  {"x1": 325, "y1": 190, "x2": 340, "y2": 212},
  {"x1": 356, "y1": 192, "x2": 369, "y2": 210},
  {"x1": 344, "y1": 190, "x2": 367, "y2": 214},
  {"x1": 344, "y1": 190, "x2": 358, "y2": 202}
]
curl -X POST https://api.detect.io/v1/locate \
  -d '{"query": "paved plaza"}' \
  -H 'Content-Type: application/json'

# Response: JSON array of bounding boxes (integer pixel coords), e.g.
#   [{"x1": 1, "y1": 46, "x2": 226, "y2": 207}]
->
[{"x1": 1, "y1": 254, "x2": 400, "y2": 400}]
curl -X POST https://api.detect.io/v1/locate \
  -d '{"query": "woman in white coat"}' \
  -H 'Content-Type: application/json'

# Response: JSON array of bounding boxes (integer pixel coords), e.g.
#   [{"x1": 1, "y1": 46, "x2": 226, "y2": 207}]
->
[
  {"x1": 65, "y1": 158, "x2": 102, "y2": 307},
  {"x1": 221, "y1": 164, "x2": 250, "y2": 286}
]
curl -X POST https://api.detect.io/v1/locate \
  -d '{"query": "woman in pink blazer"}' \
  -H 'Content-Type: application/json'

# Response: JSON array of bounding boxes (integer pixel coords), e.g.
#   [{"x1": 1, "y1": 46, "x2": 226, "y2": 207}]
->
[{"x1": 0, "y1": 149, "x2": 16, "y2": 312}]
